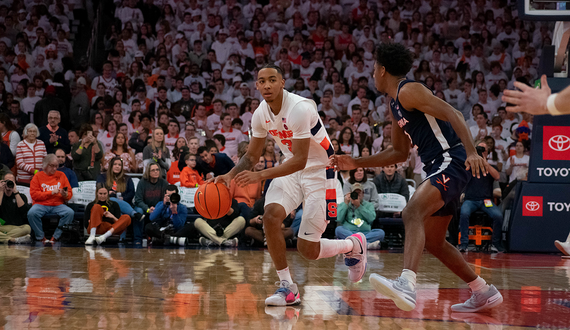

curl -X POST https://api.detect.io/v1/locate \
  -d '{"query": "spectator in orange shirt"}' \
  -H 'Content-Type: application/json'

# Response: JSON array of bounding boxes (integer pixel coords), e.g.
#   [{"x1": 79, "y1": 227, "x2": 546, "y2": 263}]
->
[
  {"x1": 27, "y1": 154, "x2": 74, "y2": 244},
  {"x1": 180, "y1": 153, "x2": 204, "y2": 188},
  {"x1": 229, "y1": 156, "x2": 264, "y2": 220}
]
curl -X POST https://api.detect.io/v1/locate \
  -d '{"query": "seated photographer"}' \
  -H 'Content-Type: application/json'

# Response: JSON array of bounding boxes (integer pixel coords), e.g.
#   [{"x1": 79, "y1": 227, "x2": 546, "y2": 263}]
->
[
  {"x1": 459, "y1": 143, "x2": 503, "y2": 253},
  {"x1": 245, "y1": 196, "x2": 294, "y2": 246},
  {"x1": 373, "y1": 164, "x2": 410, "y2": 217},
  {"x1": 133, "y1": 162, "x2": 169, "y2": 245},
  {"x1": 342, "y1": 167, "x2": 379, "y2": 210},
  {"x1": 145, "y1": 185, "x2": 193, "y2": 246},
  {"x1": 84, "y1": 184, "x2": 132, "y2": 245},
  {"x1": 336, "y1": 183, "x2": 385, "y2": 250},
  {"x1": 195, "y1": 198, "x2": 245, "y2": 247},
  {"x1": 28, "y1": 154, "x2": 74, "y2": 244},
  {"x1": 0, "y1": 172, "x2": 31, "y2": 244}
]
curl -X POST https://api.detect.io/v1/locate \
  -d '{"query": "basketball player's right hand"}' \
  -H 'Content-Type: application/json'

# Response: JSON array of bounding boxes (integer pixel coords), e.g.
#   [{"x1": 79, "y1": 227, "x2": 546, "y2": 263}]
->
[
  {"x1": 211, "y1": 174, "x2": 231, "y2": 187},
  {"x1": 330, "y1": 154, "x2": 357, "y2": 171},
  {"x1": 465, "y1": 152, "x2": 487, "y2": 179}
]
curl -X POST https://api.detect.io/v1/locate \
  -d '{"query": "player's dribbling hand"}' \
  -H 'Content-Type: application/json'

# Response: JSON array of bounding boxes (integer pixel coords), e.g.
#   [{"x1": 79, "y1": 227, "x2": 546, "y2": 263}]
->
[
  {"x1": 234, "y1": 171, "x2": 261, "y2": 187},
  {"x1": 212, "y1": 174, "x2": 231, "y2": 187},
  {"x1": 465, "y1": 152, "x2": 487, "y2": 179},
  {"x1": 329, "y1": 154, "x2": 358, "y2": 171}
]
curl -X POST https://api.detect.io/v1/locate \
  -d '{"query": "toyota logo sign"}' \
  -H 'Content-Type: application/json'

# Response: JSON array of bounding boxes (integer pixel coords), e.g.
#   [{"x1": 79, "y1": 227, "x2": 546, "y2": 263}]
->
[
  {"x1": 525, "y1": 201, "x2": 540, "y2": 212},
  {"x1": 548, "y1": 135, "x2": 570, "y2": 152}
]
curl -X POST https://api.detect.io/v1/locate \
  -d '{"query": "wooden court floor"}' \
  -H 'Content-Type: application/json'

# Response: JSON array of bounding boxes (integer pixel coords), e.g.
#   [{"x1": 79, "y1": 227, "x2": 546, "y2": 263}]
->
[{"x1": 0, "y1": 244, "x2": 569, "y2": 330}]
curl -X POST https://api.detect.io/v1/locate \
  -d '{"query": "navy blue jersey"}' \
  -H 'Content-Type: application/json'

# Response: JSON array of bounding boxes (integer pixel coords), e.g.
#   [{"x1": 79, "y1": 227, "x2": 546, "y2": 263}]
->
[{"x1": 390, "y1": 79, "x2": 462, "y2": 164}]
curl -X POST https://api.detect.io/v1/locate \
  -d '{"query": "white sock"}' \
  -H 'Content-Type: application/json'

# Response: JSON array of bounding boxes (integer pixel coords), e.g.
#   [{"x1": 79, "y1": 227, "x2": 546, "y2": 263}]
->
[
  {"x1": 400, "y1": 269, "x2": 417, "y2": 290},
  {"x1": 566, "y1": 231, "x2": 570, "y2": 243},
  {"x1": 101, "y1": 228, "x2": 114, "y2": 240},
  {"x1": 276, "y1": 267, "x2": 294, "y2": 285},
  {"x1": 468, "y1": 276, "x2": 490, "y2": 293},
  {"x1": 89, "y1": 228, "x2": 96, "y2": 238},
  {"x1": 317, "y1": 238, "x2": 353, "y2": 259}
]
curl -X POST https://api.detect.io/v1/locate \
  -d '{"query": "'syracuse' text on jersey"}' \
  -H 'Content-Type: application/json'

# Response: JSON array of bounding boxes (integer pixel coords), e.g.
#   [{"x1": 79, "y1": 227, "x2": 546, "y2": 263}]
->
[
  {"x1": 390, "y1": 79, "x2": 462, "y2": 163},
  {"x1": 251, "y1": 90, "x2": 334, "y2": 168}
]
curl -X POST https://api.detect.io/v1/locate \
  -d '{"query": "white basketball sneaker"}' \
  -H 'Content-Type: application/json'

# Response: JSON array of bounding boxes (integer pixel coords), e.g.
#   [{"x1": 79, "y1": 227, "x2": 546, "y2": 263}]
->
[
  {"x1": 265, "y1": 281, "x2": 301, "y2": 306},
  {"x1": 451, "y1": 285, "x2": 503, "y2": 313}
]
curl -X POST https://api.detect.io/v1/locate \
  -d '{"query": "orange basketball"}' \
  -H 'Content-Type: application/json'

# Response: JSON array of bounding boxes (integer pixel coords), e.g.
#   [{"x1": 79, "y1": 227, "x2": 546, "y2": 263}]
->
[{"x1": 194, "y1": 182, "x2": 232, "y2": 219}]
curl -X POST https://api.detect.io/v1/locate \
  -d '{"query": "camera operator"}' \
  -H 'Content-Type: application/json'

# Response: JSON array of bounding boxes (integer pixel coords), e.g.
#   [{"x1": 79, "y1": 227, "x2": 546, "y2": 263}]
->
[
  {"x1": 196, "y1": 198, "x2": 245, "y2": 247},
  {"x1": 0, "y1": 172, "x2": 31, "y2": 244},
  {"x1": 145, "y1": 185, "x2": 192, "y2": 246},
  {"x1": 244, "y1": 196, "x2": 294, "y2": 246},
  {"x1": 458, "y1": 143, "x2": 503, "y2": 253},
  {"x1": 336, "y1": 183, "x2": 384, "y2": 249}
]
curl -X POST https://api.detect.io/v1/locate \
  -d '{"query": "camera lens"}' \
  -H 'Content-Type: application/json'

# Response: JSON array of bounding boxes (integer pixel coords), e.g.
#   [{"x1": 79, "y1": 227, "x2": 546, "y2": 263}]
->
[
  {"x1": 170, "y1": 192, "x2": 181, "y2": 204},
  {"x1": 5, "y1": 180, "x2": 14, "y2": 188},
  {"x1": 350, "y1": 191, "x2": 359, "y2": 200}
]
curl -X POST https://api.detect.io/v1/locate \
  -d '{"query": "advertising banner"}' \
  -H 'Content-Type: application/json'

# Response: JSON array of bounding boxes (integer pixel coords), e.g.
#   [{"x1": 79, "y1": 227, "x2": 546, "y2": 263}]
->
[
  {"x1": 528, "y1": 115, "x2": 570, "y2": 183},
  {"x1": 509, "y1": 182, "x2": 570, "y2": 252}
]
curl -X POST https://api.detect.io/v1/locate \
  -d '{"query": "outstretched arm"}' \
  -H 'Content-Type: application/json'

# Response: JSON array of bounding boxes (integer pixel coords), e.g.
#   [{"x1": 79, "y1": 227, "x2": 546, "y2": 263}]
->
[
  {"x1": 502, "y1": 75, "x2": 570, "y2": 116},
  {"x1": 234, "y1": 138, "x2": 310, "y2": 186},
  {"x1": 398, "y1": 83, "x2": 487, "y2": 178},
  {"x1": 333, "y1": 116, "x2": 410, "y2": 171},
  {"x1": 215, "y1": 136, "x2": 266, "y2": 186}
]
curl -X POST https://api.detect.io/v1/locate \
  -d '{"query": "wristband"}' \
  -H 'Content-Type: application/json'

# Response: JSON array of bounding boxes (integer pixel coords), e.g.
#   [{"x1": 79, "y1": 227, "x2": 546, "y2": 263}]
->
[
  {"x1": 79, "y1": 145, "x2": 83, "y2": 149},
  {"x1": 34, "y1": 170, "x2": 38, "y2": 175},
  {"x1": 54, "y1": 141, "x2": 58, "y2": 146},
  {"x1": 147, "y1": 208, "x2": 150, "y2": 213},
  {"x1": 547, "y1": 93, "x2": 563, "y2": 116}
]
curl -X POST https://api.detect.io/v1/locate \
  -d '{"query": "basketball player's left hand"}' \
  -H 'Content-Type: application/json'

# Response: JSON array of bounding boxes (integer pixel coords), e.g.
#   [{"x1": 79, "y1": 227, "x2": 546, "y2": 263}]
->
[
  {"x1": 330, "y1": 154, "x2": 357, "y2": 171},
  {"x1": 234, "y1": 171, "x2": 261, "y2": 186},
  {"x1": 465, "y1": 153, "x2": 487, "y2": 179}
]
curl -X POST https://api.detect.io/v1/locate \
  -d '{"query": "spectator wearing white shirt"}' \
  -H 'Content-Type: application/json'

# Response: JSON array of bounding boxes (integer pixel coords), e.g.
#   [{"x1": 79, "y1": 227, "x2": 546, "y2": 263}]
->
[
  {"x1": 443, "y1": 78, "x2": 462, "y2": 110},
  {"x1": 213, "y1": 113, "x2": 246, "y2": 159},
  {"x1": 210, "y1": 29, "x2": 232, "y2": 65},
  {"x1": 347, "y1": 87, "x2": 373, "y2": 116},
  {"x1": 233, "y1": 83, "x2": 251, "y2": 108},
  {"x1": 178, "y1": 12, "x2": 196, "y2": 40},
  {"x1": 486, "y1": 61, "x2": 509, "y2": 89},
  {"x1": 21, "y1": 84, "x2": 41, "y2": 117},
  {"x1": 470, "y1": 112, "x2": 492, "y2": 143},
  {"x1": 488, "y1": 42, "x2": 512, "y2": 74},
  {"x1": 167, "y1": 78, "x2": 183, "y2": 103},
  {"x1": 351, "y1": 106, "x2": 371, "y2": 137},
  {"x1": 332, "y1": 81, "x2": 350, "y2": 113},
  {"x1": 506, "y1": 141, "x2": 530, "y2": 183},
  {"x1": 207, "y1": 99, "x2": 224, "y2": 131}
]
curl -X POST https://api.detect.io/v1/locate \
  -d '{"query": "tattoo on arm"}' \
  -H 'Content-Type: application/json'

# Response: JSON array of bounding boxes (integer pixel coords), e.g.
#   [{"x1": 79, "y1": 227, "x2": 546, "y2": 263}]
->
[{"x1": 231, "y1": 154, "x2": 255, "y2": 176}]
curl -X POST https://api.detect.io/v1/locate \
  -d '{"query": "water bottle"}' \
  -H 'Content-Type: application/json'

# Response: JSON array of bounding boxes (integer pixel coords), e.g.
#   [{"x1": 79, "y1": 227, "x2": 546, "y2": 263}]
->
[
  {"x1": 142, "y1": 238, "x2": 148, "y2": 247},
  {"x1": 116, "y1": 192, "x2": 122, "y2": 200}
]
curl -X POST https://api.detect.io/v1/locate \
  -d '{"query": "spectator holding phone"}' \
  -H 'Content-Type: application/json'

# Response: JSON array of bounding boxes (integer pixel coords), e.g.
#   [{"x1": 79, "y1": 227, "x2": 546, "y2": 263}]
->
[{"x1": 71, "y1": 124, "x2": 104, "y2": 181}]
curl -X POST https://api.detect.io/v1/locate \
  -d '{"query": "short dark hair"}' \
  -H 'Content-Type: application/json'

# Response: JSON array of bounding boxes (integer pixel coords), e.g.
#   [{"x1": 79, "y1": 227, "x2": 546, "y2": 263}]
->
[
  {"x1": 259, "y1": 64, "x2": 283, "y2": 77},
  {"x1": 197, "y1": 146, "x2": 209, "y2": 154},
  {"x1": 166, "y1": 184, "x2": 179, "y2": 193},
  {"x1": 375, "y1": 43, "x2": 413, "y2": 77},
  {"x1": 477, "y1": 112, "x2": 488, "y2": 119},
  {"x1": 213, "y1": 134, "x2": 226, "y2": 146}
]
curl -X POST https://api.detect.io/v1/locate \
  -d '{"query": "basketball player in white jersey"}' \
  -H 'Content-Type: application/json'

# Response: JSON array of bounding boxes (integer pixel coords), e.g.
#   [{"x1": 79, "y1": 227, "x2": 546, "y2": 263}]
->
[{"x1": 215, "y1": 65, "x2": 367, "y2": 306}]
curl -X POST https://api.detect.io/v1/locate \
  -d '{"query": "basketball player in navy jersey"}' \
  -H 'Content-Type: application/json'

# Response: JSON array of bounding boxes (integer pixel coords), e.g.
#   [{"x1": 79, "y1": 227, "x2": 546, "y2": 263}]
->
[{"x1": 333, "y1": 43, "x2": 504, "y2": 312}]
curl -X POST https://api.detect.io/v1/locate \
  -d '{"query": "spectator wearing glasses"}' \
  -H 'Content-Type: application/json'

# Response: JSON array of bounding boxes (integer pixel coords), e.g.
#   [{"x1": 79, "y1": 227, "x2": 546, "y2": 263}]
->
[
  {"x1": 38, "y1": 110, "x2": 70, "y2": 154},
  {"x1": 28, "y1": 154, "x2": 74, "y2": 244}
]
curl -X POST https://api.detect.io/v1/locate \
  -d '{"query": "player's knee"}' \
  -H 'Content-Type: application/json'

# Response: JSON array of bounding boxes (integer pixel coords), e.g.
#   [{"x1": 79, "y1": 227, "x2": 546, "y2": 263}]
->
[
  {"x1": 262, "y1": 213, "x2": 281, "y2": 228},
  {"x1": 402, "y1": 207, "x2": 420, "y2": 225},
  {"x1": 297, "y1": 239, "x2": 319, "y2": 260}
]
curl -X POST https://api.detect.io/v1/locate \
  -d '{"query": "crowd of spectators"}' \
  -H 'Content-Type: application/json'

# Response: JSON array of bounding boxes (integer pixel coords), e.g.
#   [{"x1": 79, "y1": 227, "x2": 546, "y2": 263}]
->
[{"x1": 0, "y1": 0, "x2": 543, "y2": 250}]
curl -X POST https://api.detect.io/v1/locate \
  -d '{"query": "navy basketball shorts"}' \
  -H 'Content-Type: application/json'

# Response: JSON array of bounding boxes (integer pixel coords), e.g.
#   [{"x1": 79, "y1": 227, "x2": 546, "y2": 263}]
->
[{"x1": 422, "y1": 146, "x2": 471, "y2": 217}]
